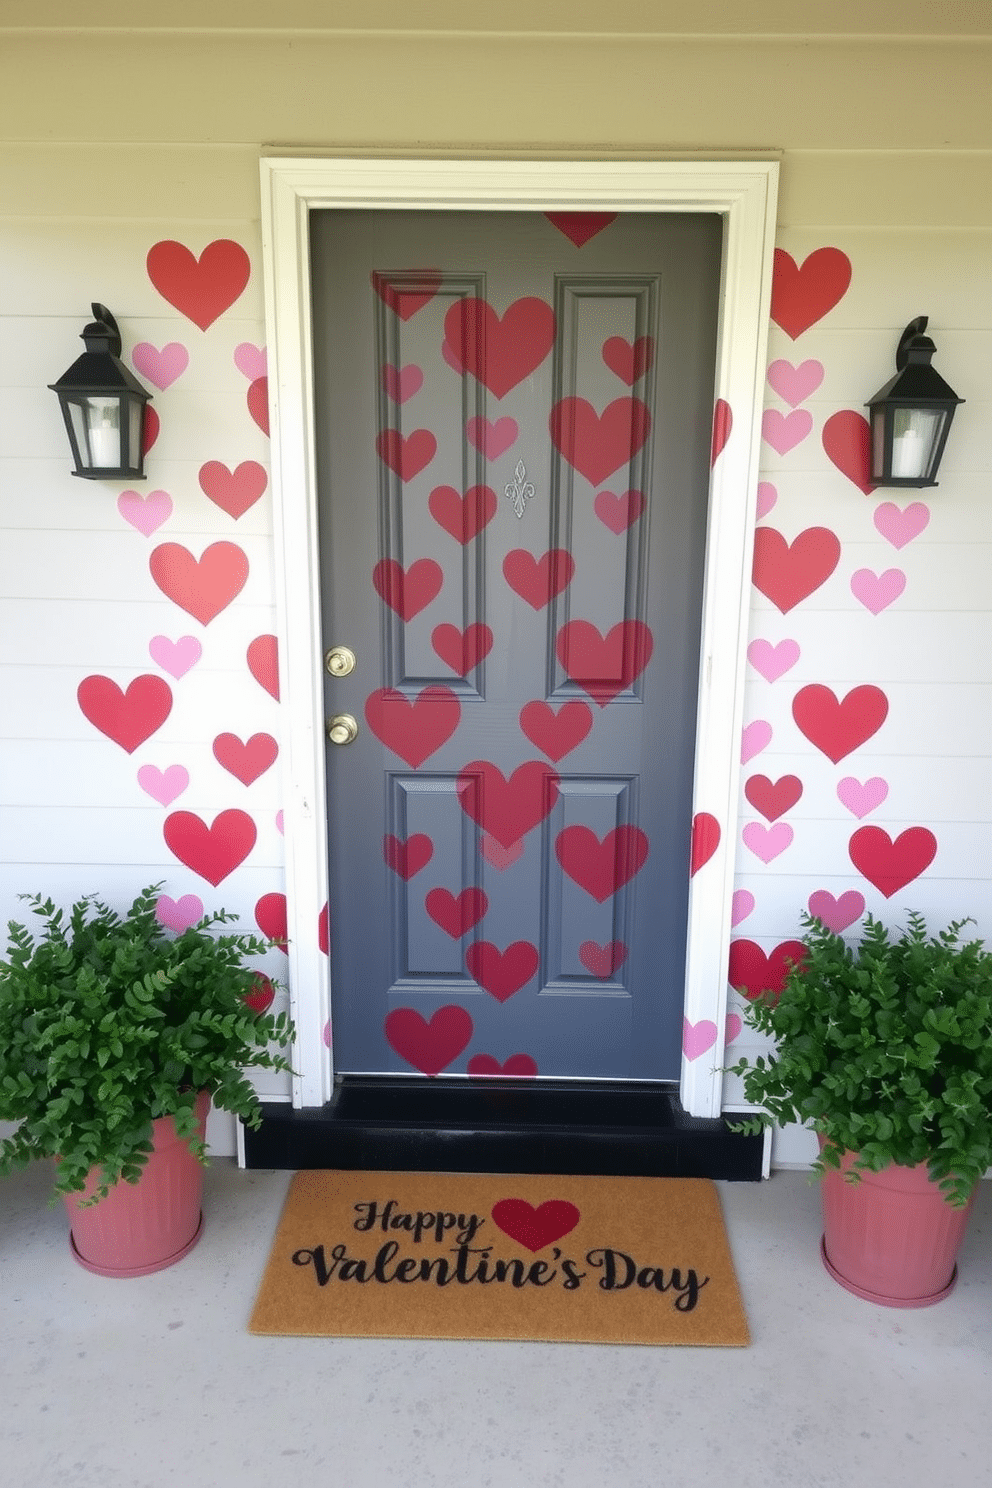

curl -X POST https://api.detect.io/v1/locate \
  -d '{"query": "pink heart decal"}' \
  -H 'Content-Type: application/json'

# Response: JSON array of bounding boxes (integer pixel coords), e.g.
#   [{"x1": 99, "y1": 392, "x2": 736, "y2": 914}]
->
[
  {"x1": 247, "y1": 634, "x2": 280, "y2": 700},
  {"x1": 593, "y1": 489, "x2": 645, "y2": 534},
  {"x1": 555, "y1": 825, "x2": 648, "y2": 903},
  {"x1": 682, "y1": 1018, "x2": 718, "y2": 1061},
  {"x1": 762, "y1": 408, "x2": 813, "y2": 455},
  {"x1": 741, "y1": 720, "x2": 772, "y2": 764},
  {"x1": 807, "y1": 889, "x2": 866, "y2": 934},
  {"x1": 466, "y1": 416, "x2": 518, "y2": 459},
  {"x1": 137, "y1": 763, "x2": 189, "y2": 806},
  {"x1": 425, "y1": 887, "x2": 488, "y2": 939},
  {"x1": 131, "y1": 342, "x2": 189, "y2": 390},
  {"x1": 149, "y1": 541, "x2": 249, "y2": 625},
  {"x1": 428, "y1": 485, "x2": 497, "y2": 545},
  {"x1": 751, "y1": 526, "x2": 841, "y2": 613},
  {"x1": 602, "y1": 335, "x2": 654, "y2": 386},
  {"x1": 163, "y1": 809, "x2": 257, "y2": 886},
  {"x1": 792, "y1": 684, "x2": 889, "y2": 763},
  {"x1": 836, "y1": 776, "x2": 888, "y2": 819},
  {"x1": 579, "y1": 940, "x2": 628, "y2": 979},
  {"x1": 747, "y1": 638, "x2": 801, "y2": 683},
  {"x1": 770, "y1": 247, "x2": 852, "y2": 340},
  {"x1": 479, "y1": 835, "x2": 525, "y2": 871},
  {"x1": 555, "y1": 619, "x2": 653, "y2": 706},
  {"x1": 742, "y1": 822, "x2": 794, "y2": 863},
  {"x1": 466, "y1": 941, "x2": 539, "y2": 1002},
  {"x1": 766, "y1": 358, "x2": 824, "y2": 407},
  {"x1": 544, "y1": 212, "x2": 617, "y2": 247},
  {"x1": 77, "y1": 674, "x2": 173, "y2": 754},
  {"x1": 383, "y1": 833, "x2": 433, "y2": 879},
  {"x1": 725, "y1": 1014, "x2": 744, "y2": 1046},
  {"x1": 198, "y1": 460, "x2": 267, "y2": 519},
  {"x1": 518, "y1": 699, "x2": 593, "y2": 762},
  {"x1": 873, "y1": 501, "x2": 930, "y2": 549},
  {"x1": 755, "y1": 482, "x2": 777, "y2": 520},
  {"x1": 690, "y1": 812, "x2": 721, "y2": 875},
  {"x1": 711, "y1": 399, "x2": 733, "y2": 465},
  {"x1": 550, "y1": 397, "x2": 651, "y2": 486},
  {"x1": 431, "y1": 622, "x2": 493, "y2": 676},
  {"x1": 744, "y1": 774, "x2": 803, "y2": 822},
  {"x1": 146, "y1": 239, "x2": 251, "y2": 330},
  {"x1": 234, "y1": 342, "x2": 267, "y2": 381},
  {"x1": 467, "y1": 1054, "x2": 538, "y2": 1078},
  {"x1": 822, "y1": 410, "x2": 875, "y2": 495},
  {"x1": 212, "y1": 732, "x2": 278, "y2": 786},
  {"x1": 443, "y1": 297, "x2": 555, "y2": 400},
  {"x1": 384, "y1": 1005, "x2": 473, "y2": 1076},
  {"x1": 375, "y1": 428, "x2": 437, "y2": 481},
  {"x1": 731, "y1": 889, "x2": 755, "y2": 927},
  {"x1": 149, "y1": 635, "x2": 201, "y2": 678},
  {"x1": 117, "y1": 489, "x2": 173, "y2": 537},
  {"x1": 457, "y1": 760, "x2": 559, "y2": 849},
  {"x1": 371, "y1": 270, "x2": 442, "y2": 321},
  {"x1": 155, "y1": 893, "x2": 204, "y2": 933},
  {"x1": 848, "y1": 826, "x2": 937, "y2": 899},
  {"x1": 255, "y1": 892, "x2": 289, "y2": 952},
  {"x1": 850, "y1": 568, "x2": 906, "y2": 615},
  {"x1": 491, "y1": 1197, "x2": 581, "y2": 1252},
  {"x1": 503, "y1": 549, "x2": 575, "y2": 609},
  {"x1": 372, "y1": 558, "x2": 443, "y2": 620},
  {"x1": 728, "y1": 938, "x2": 808, "y2": 1002},
  {"x1": 382, "y1": 363, "x2": 424, "y2": 404},
  {"x1": 364, "y1": 686, "x2": 461, "y2": 769}
]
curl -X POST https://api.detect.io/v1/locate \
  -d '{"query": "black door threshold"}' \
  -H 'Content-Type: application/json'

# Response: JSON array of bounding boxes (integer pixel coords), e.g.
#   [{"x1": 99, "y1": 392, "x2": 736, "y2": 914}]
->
[{"x1": 242, "y1": 1076, "x2": 764, "y2": 1181}]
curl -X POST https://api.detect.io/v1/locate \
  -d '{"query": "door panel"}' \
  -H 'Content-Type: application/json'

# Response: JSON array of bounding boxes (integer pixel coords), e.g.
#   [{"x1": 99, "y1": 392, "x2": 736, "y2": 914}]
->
[{"x1": 311, "y1": 209, "x2": 721, "y2": 1082}]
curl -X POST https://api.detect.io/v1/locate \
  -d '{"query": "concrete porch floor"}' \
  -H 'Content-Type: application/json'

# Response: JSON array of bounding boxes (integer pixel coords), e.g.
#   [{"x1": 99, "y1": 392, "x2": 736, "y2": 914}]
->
[{"x1": 2, "y1": 1161, "x2": 990, "y2": 1488}]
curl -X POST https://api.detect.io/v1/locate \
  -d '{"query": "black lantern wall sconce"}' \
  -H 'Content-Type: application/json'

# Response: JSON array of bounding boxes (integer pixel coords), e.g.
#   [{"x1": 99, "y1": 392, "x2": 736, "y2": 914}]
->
[
  {"x1": 865, "y1": 317, "x2": 963, "y2": 488},
  {"x1": 49, "y1": 304, "x2": 152, "y2": 480}
]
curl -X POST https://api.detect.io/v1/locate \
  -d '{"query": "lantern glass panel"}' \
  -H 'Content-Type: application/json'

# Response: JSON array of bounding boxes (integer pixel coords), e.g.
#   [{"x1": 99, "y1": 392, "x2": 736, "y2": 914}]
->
[
  {"x1": 86, "y1": 397, "x2": 123, "y2": 469},
  {"x1": 891, "y1": 406, "x2": 944, "y2": 482}
]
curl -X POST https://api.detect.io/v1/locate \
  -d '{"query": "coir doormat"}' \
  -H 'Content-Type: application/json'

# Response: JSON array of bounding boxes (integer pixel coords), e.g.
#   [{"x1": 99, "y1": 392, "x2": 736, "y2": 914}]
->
[{"x1": 249, "y1": 1171, "x2": 749, "y2": 1347}]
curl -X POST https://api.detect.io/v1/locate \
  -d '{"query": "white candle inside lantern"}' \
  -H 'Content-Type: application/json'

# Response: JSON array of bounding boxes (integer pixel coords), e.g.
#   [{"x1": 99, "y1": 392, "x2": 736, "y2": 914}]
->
[
  {"x1": 891, "y1": 426, "x2": 925, "y2": 479},
  {"x1": 87, "y1": 399, "x2": 121, "y2": 468}
]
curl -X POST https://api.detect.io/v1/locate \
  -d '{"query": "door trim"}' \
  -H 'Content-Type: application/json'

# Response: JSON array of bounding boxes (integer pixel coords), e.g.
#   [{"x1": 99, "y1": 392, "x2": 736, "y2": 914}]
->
[{"x1": 259, "y1": 155, "x2": 779, "y2": 1117}]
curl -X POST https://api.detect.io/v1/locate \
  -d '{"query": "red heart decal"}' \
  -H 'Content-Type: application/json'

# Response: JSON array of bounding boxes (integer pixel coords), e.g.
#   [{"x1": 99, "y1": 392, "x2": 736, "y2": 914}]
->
[
  {"x1": 371, "y1": 269, "x2": 442, "y2": 321},
  {"x1": 198, "y1": 460, "x2": 267, "y2": 519},
  {"x1": 246, "y1": 635, "x2": 279, "y2": 700},
  {"x1": 848, "y1": 826, "x2": 937, "y2": 898},
  {"x1": 465, "y1": 941, "x2": 539, "y2": 1002},
  {"x1": 163, "y1": 808, "x2": 257, "y2": 886},
  {"x1": 555, "y1": 825, "x2": 649, "y2": 902},
  {"x1": 822, "y1": 410, "x2": 875, "y2": 495},
  {"x1": 544, "y1": 212, "x2": 617, "y2": 248},
  {"x1": 375, "y1": 428, "x2": 437, "y2": 482},
  {"x1": 728, "y1": 938, "x2": 808, "y2": 1002},
  {"x1": 255, "y1": 891, "x2": 289, "y2": 952},
  {"x1": 383, "y1": 833, "x2": 433, "y2": 879},
  {"x1": 711, "y1": 398, "x2": 733, "y2": 465},
  {"x1": 428, "y1": 485, "x2": 497, "y2": 545},
  {"x1": 594, "y1": 489, "x2": 645, "y2": 535},
  {"x1": 364, "y1": 686, "x2": 461, "y2": 768},
  {"x1": 690, "y1": 812, "x2": 721, "y2": 875},
  {"x1": 744, "y1": 774, "x2": 804, "y2": 822},
  {"x1": 244, "y1": 973, "x2": 275, "y2": 1014},
  {"x1": 491, "y1": 1198, "x2": 581, "y2": 1252},
  {"x1": 146, "y1": 239, "x2": 251, "y2": 330},
  {"x1": 149, "y1": 541, "x2": 249, "y2": 625},
  {"x1": 247, "y1": 378, "x2": 269, "y2": 436},
  {"x1": 751, "y1": 526, "x2": 841, "y2": 613},
  {"x1": 77, "y1": 674, "x2": 172, "y2": 754},
  {"x1": 372, "y1": 558, "x2": 443, "y2": 620},
  {"x1": 555, "y1": 619, "x2": 653, "y2": 706},
  {"x1": 142, "y1": 406, "x2": 160, "y2": 456},
  {"x1": 318, "y1": 902, "x2": 330, "y2": 956},
  {"x1": 770, "y1": 247, "x2": 852, "y2": 340},
  {"x1": 443, "y1": 297, "x2": 555, "y2": 400},
  {"x1": 792, "y1": 684, "x2": 889, "y2": 763},
  {"x1": 578, "y1": 940, "x2": 628, "y2": 978},
  {"x1": 431, "y1": 623, "x2": 493, "y2": 677},
  {"x1": 602, "y1": 335, "x2": 653, "y2": 387},
  {"x1": 385, "y1": 1004, "x2": 474, "y2": 1075},
  {"x1": 503, "y1": 549, "x2": 575, "y2": 609},
  {"x1": 457, "y1": 759, "x2": 560, "y2": 849},
  {"x1": 212, "y1": 731, "x2": 278, "y2": 785},
  {"x1": 467, "y1": 1054, "x2": 538, "y2": 1078},
  {"x1": 425, "y1": 886, "x2": 488, "y2": 939},
  {"x1": 519, "y1": 699, "x2": 593, "y2": 762},
  {"x1": 550, "y1": 397, "x2": 651, "y2": 486}
]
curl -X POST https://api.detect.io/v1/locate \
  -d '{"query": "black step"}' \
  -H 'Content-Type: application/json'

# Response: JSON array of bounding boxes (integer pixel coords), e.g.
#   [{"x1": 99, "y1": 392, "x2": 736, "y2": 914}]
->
[{"x1": 242, "y1": 1077, "x2": 764, "y2": 1181}]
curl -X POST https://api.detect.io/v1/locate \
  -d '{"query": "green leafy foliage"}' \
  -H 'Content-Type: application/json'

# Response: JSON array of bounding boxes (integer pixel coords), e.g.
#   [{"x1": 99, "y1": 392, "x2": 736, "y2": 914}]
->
[
  {"x1": 0, "y1": 885, "x2": 295, "y2": 1203},
  {"x1": 727, "y1": 912, "x2": 992, "y2": 1208}
]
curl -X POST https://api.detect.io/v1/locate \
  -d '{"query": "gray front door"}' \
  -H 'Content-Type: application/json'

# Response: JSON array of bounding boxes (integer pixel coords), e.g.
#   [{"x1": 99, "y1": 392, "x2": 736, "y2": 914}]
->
[{"x1": 311, "y1": 208, "x2": 720, "y2": 1082}]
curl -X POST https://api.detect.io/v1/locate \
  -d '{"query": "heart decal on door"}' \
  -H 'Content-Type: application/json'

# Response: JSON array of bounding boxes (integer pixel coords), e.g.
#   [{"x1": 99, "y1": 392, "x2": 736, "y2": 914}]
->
[
  {"x1": 431, "y1": 623, "x2": 493, "y2": 677},
  {"x1": 428, "y1": 485, "x2": 497, "y2": 545},
  {"x1": 544, "y1": 212, "x2": 617, "y2": 247},
  {"x1": 465, "y1": 941, "x2": 540, "y2": 1002},
  {"x1": 443, "y1": 297, "x2": 555, "y2": 399},
  {"x1": 457, "y1": 760, "x2": 560, "y2": 849},
  {"x1": 549, "y1": 397, "x2": 651, "y2": 486},
  {"x1": 425, "y1": 887, "x2": 488, "y2": 939},
  {"x1": 383, "y1": 833, "x2": 434, "y2": 879},
  {"x1": 555, "y1": 620, "x2": 653, "y2": 706},
  {"x1": 503, "y1": 549, "x2": 575, "y2": 610},
  {"x1": 519, "y1": 699, "x2": 593, "y2": 762},
  {"x1": 364, "y1": 686, "x2": 461, "y2": 769},
  {"x1": 555, "y1": 825, "x2": 649, "y2": 902},
  {"x1": 579, "y1": 940, "x2": 628, "y2": 978},
  {"x1": 375, "y1": 429, "x2": 437, "y2": 482},
  {"x1": 601, "y1": 335, "x2": 653, "y2": 386},
  {"x1": 372, "y1": 558, "x2": 443, "y2": 620},
  {"x1": 384, "y1": 1005, "x2": 473, "y2": 1075},
  {"x1": 371, "y1": 270, "x2": 442, "y2": 321}
]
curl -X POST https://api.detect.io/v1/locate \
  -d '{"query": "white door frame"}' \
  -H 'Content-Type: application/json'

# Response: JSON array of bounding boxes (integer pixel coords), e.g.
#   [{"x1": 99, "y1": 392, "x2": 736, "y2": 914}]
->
[{"x1": 259, "y1": 155, "x2": 779, "y2": 1118}]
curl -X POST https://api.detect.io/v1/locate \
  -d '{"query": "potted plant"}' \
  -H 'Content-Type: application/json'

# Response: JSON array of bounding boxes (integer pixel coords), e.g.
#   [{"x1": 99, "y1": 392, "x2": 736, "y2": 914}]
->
[
  {"x1": 0, "y1": 884, "x2": 294, "y2": 1277},
  {"x1": 728, "y1": 910, "x2": 992, "y2": 1307}
]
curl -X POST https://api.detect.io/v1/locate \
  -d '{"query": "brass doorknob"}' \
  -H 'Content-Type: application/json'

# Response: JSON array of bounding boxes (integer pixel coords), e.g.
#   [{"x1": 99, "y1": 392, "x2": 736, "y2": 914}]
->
[
  {"x1": 325, "y1": 645, "x2": 357, "y2": 677},
  {"x1": 326, "y1": 713, "x2": 359, "y2": 746}
]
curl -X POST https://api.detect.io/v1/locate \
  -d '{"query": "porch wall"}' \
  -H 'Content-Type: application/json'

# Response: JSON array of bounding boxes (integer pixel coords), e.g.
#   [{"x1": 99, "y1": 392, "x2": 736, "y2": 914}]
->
[{"x1": 2, "y1": 10, "x2": 990, "y2": 1162}]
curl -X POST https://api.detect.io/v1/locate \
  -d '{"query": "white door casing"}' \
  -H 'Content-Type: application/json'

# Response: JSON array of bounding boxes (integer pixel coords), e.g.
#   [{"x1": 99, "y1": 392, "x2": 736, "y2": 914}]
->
[{"x1": 259, "y1": 155, "x2": 779, "y2": 1117}]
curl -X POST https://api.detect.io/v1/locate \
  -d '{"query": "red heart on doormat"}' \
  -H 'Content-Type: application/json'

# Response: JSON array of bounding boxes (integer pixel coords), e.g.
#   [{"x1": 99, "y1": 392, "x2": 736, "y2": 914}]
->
[
  {"x1": 384, "y1": 1005, "x2": 473, "y2": 1075},
  {"x1": 146, "y1": 239, "x2": 251, "y2": 330},
  {"x1": 77, "y1": 674, "x2": 172, "y2": 754},
  {"x1": 491, "y1": 1198, "x2": 581, "y2": 1252}
]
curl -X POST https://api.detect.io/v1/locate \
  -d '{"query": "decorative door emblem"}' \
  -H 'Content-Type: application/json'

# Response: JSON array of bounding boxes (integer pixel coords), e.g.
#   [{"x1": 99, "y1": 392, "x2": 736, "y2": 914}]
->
[{"x1": 504, "y1": 459, "x2": 535, "y2": 519}]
